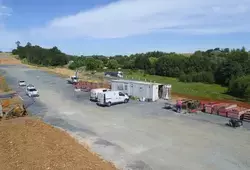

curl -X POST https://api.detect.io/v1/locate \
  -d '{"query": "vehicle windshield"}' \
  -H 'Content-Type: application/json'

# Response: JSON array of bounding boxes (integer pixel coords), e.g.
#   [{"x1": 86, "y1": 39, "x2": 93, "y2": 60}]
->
[
  {"x1": 19, "y1": 81, "x2": 25, "y2": 83},
  {"x1": 27, "y1": 84, "x2": 34, "y2": 87},
  {"x1": 28, "y1": 88, "x2": 37, "y2": 92}
]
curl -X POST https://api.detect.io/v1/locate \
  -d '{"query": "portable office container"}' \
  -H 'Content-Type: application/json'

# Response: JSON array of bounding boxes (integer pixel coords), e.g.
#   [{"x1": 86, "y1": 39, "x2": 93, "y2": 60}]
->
[{"x1": 111, "y1": 79, "x2": 171, "y2": 102}]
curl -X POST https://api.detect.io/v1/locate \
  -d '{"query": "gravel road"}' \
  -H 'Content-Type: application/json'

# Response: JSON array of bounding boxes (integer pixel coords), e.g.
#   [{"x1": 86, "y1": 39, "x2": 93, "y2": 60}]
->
[{"x1": 1, "y1": 65, "x2": 250, "y2": 170}]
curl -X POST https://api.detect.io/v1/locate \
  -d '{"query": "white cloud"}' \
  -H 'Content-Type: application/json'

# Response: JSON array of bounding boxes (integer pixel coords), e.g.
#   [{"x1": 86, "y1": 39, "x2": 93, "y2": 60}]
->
[
  {"x1": 30, "y1": 0, "x2": 250, "y2": 39},
  {"x1": 0, "y1": 4, "x2": 12, "y2": 17}
]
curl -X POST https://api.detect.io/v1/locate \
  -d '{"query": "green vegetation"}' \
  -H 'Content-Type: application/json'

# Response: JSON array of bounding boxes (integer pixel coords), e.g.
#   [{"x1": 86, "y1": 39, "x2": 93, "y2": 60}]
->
[
  {"x1": 228, "y1": 75, "x2": 250, "y2": 101},
  {"x1": 11, "y1": 42, "x2": 250, "y2": 101}
]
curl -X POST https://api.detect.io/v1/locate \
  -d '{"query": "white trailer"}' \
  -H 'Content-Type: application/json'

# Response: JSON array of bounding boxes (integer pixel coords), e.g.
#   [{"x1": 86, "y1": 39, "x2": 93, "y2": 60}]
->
[{"x1": 111, "y1": 79, "x2": 171, "y2": 101}]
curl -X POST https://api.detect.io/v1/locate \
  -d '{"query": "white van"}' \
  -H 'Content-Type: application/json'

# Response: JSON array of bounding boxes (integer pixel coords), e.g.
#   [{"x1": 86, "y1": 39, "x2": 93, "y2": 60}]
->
[
  {"x1": 97, "y1": 91, "x2": 129, "y2": 107},
  {"x1": 90, "y1": 88, "x2": 110, "y2": 101}
]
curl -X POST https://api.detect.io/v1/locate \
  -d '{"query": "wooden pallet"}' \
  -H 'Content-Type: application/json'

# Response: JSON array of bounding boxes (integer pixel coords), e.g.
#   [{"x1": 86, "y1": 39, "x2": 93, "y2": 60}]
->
[{"x1": 243, "y1": 112, "x2": 250, "y2": 122}]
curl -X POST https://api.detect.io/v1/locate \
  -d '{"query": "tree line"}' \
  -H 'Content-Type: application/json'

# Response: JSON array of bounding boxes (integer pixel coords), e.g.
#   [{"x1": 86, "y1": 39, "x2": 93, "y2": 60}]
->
[
  {"x1": 12, "y1": 42, "x2": 72, "y2": 66},
  {"x1": 11, "y1": 42, "x2": 250, "y2": 101}
]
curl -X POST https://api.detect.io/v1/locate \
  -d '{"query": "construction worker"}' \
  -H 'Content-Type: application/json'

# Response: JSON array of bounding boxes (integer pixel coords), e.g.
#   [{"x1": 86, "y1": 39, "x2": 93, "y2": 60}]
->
[{"x1": 176, "y1": 99, "x2": 182, "y2": 113}]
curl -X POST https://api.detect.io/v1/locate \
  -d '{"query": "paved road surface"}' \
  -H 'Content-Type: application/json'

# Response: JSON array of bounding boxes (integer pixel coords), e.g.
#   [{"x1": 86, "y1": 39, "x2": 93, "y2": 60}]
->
[{"x1": 1, "y1": 65, "x2": 250, "y2": 170}]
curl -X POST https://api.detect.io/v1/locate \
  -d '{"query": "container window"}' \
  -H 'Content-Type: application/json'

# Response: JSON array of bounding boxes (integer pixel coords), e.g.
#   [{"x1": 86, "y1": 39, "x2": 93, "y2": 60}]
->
[
  {"x1": 117, "y1": 84, "x2": 123, "y2": 90},
  {"x1": 125, "y1": 85, "x2": 128, "y2": 90}
]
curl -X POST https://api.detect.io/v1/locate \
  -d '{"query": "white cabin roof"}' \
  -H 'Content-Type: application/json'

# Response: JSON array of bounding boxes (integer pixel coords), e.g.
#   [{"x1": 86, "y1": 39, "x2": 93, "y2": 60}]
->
[{"x1": 111, "y1": 79, "x2": 162, "y2": 85}]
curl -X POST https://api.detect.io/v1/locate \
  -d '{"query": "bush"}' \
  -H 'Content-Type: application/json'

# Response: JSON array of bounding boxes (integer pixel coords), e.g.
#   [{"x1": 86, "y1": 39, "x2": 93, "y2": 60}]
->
[{"x1": 228, "y1": 75, "x2": 250, "y2": 100}]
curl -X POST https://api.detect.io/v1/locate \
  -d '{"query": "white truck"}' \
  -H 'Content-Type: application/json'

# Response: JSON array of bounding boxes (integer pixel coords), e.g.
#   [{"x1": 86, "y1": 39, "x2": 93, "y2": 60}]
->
[
  {"x1": 90, "y1": 88, "x2": 110, "y2": 101},
  {"x1": 97, "y1": 91, "x2": 129, "y2": 107},
  {"x1": 67, "y1": 76, "x2": 79, "y2": 84}
]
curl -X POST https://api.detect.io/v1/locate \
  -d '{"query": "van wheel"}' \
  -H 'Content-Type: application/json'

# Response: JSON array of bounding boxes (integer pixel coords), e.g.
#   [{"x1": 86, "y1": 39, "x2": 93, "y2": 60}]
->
[
  {"x1": 107, "y1": 102, "x2": 111, "y2": 107},
  {"x1": 124, "y1": 99, "x2": 129, "y2": 103}
]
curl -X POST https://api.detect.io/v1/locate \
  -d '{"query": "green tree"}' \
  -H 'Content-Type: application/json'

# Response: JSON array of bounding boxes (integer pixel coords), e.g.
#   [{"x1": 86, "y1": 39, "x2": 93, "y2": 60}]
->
[
  {"x1": 215, "y1": 61, "x2": 243, "y2": 86},
  {"x1": 85, "y1": 58, "x2": 103, "y2": 70},
  {"x1": 228, "y1": 75, "x2": 250, "y2": 100},
  {"x1": 15, "y1": 41, "x2": 20, "y2": 47},
  {"x1": 107, "y1": 59, "x2": 119, "y2": 69}
]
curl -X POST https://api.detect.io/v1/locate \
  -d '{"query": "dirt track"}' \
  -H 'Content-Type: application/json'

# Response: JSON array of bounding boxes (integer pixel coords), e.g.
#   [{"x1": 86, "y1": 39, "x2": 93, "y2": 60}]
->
[{"x1": 0, "y1": 117, "x2": 116, "y2": 170}]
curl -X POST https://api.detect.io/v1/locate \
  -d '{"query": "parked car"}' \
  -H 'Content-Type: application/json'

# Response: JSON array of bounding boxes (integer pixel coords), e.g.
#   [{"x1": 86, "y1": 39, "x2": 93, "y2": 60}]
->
[
  {"x1": 26, "y1": 84, "x2": 35, "y2": 89},
  {"x1": 18, "y1": 80, "x2": 26, "y2": 86},
  {"x1": 26, "y1": 87, "x2": 39, "y2": 97},
  {"x1": 97, "y1": 91, "x2": 129, "y2": 107},
  {"x1": 90, "y1": 88, "x2": 110, "y2": 101}
]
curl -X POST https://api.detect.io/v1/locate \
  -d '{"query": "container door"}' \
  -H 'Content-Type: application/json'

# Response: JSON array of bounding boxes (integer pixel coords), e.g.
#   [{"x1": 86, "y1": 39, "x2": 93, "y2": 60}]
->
[
  {"x1": 124, "y1": 83, "x2": 128, "y2": 95},
  {"x1": 130, "y1": 83, "x2": 134, "y2": 97}
]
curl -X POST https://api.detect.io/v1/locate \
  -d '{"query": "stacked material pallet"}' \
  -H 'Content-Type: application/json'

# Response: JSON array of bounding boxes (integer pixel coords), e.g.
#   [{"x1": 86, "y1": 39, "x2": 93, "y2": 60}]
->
[
  {"x1": 204, "y1": 102, "x2": 218, "y2": 114},
  {"x1": 227, "y1": 107, "x2": 250, "y2": 120},
  {"x1": 213, "y1": 104, "x2": 237, "y2": 116},
  {"x1": 210, "y1": 103, "x2": 227, "y2": 114},
  {"x1": 243, "y1": 111, "x2": 250, "y2": 121},
  {"x1": 217, "y1": 104, "x2": 237, "y2": 117}
]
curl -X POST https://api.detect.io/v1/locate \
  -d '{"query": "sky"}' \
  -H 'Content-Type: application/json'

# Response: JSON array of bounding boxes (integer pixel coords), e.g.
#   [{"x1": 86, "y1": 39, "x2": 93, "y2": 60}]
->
[{"x1": 0, "y1": 0, "x2": 250, "y2": 56}]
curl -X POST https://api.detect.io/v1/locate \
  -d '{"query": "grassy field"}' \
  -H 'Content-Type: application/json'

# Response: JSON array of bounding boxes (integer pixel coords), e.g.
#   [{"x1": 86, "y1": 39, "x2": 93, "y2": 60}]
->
[{"x1": 123, "y1": 70, "x2": 237, "y2": 101}]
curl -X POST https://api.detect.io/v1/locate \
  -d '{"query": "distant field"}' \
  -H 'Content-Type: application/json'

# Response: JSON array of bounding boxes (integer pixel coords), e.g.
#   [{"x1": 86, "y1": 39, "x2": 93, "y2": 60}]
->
[{"x1": 123, "y1": 71, "x2": 237, "y2": 101}]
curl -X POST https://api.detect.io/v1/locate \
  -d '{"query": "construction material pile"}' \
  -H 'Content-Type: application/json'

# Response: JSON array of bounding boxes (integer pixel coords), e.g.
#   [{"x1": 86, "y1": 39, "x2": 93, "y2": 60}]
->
[
  {"x1": 172, "y1": 98, "x2": 250, "y2": 121},
  {"x1": 74, "y1": 81, "x2": 111, "y2": 92},
  {"x1": 0, "y1": 97, "x2": 27, "y2": 120}
]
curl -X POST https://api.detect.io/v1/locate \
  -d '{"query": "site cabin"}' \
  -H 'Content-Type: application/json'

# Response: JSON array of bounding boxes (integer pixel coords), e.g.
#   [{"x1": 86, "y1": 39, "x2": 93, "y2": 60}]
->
[
  {"x1": 97, "y1": 91, "x2": 129, "y2": 107},
  {"x1": 90, "y1": 88, "x2": 110, "y2": 101},
  {"x1": 111, "y1": 79, "x2": 171, "y2": 102}
]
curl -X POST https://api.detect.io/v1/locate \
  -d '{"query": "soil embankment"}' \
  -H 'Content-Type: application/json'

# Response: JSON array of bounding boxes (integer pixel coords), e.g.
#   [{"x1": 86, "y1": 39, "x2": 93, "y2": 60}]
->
[{"x1": 0, "y1": 117, "x2": 116, "y2": 170}]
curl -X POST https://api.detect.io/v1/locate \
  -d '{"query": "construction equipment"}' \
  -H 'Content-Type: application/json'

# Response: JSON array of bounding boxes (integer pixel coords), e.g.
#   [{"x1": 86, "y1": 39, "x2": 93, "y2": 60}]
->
[
  {"x1": 0, "y1": 103, "x2": 27, "y2": 120},
  {"x1": 227, "y1": 118, "x2": 243, "y2": 128},
  {"x1": 0, "y1": 93, "x2": 29, "y2": 120},
  {"x1": 181, "y1": 99, "x2": 201, "y2": 113}
]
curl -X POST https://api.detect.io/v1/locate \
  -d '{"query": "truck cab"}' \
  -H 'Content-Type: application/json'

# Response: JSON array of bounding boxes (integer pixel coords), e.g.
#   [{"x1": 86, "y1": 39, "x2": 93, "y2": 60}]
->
[{"x1": 67, "y1": 76, "x2": 79, "y2": 84}]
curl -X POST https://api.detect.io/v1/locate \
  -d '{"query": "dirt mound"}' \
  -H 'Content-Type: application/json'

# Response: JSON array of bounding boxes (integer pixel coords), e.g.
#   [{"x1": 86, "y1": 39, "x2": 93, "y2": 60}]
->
[{"x1": 0, "y1": 117, "x2": 116, "y2": 170}]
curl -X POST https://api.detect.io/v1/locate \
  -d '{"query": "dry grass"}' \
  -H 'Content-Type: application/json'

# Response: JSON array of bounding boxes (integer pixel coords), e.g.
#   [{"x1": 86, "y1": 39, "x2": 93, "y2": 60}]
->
[
  {"x1": 0, "y1": 117, "x2": 117, "y2": 170},
  {"x1": 0, "y1": 76, "x2": 11, "y2": 92},
  {"x1": 25, "y1": 64, "x2": 107, "y2": 83},
  {"x1": 0, "y1": 53, "x2": 22, "y2": 65}
]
